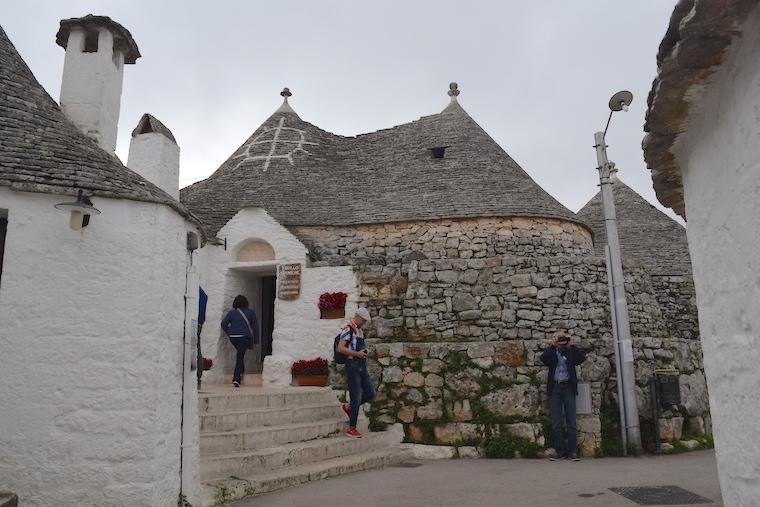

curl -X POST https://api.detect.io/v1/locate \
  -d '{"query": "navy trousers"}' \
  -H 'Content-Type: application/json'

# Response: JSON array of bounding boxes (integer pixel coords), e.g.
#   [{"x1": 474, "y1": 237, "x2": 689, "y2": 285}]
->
[{"x1": 549, "y1": 383, "x2": 577, "y2": 456}]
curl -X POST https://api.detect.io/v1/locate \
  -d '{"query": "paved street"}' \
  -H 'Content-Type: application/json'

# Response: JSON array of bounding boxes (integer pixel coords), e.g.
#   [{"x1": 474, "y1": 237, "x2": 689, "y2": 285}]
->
[{"x1": 229, "y1": 450, "x2": 721, "y2": 507}]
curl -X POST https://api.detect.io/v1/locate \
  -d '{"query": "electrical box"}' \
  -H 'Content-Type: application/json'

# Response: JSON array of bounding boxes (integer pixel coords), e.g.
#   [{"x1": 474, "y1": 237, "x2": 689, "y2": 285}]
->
[
  {"x1": 656, "y1": 370, "x2": 681, "y2": 407},
  {"x1": 576, "y1": 381, "x2": 593, "y2": 415}
]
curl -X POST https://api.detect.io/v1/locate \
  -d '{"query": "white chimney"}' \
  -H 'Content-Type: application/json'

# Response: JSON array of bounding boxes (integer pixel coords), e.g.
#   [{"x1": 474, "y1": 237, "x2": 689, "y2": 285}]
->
[
  {"x1": 128, "y1": 114, "x2": 180, "y2": 199},
  {"x1": 56, "y1": 15, "x2": 140, "y2": 153}
]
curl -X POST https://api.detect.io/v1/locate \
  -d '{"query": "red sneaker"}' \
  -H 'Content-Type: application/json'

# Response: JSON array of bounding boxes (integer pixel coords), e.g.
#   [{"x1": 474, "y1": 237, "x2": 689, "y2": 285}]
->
[
  {"x1": 346, "y1": 427, "x2": 362, "y2": 438},
  {"x1": 341, "y1": 403, "x2": 350, "y2": 419}
]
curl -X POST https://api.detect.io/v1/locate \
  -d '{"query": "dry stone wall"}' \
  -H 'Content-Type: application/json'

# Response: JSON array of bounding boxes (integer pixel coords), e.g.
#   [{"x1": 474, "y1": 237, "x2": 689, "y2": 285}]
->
[{"x1": 292, "y1": 217, "x2": 708, "y2": 456}]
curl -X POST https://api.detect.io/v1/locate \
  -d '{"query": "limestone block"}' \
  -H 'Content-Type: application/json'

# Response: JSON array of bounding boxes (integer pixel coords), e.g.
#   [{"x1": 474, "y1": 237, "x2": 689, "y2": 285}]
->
[
  {"x1": 517, "y1": 309, "x2": 542, "y2": 322},
  {"x1": 494, "y1": 342, "x2": 526, "y2": 366},
  {"x1": 659, "y1": 417, "x2": 684, "y2": 442},
  {"x1": 457, "y1": 446, "x2": 481, "y2": 459},
  {"x1": 405, "y1": 444, "x2": 455, "y2": 459},
  {"x1": 479, "y1": 296, "x2": 501, "y2": 311},
  {"x1": 436, "y1": 271, "x2": 459, "y2": 283},
  {"x1": 459, "y1": 310, "x2": 482, "y2": 320},
  {"x1": 472, "y1": 357, "x2": 494, "y2": 369},
  {"x1": 447, "y1": 369, "x2": 482, "y2": 397},
  {"x1": 452, "y1": 293, "x2": 477, "y2": 311},
  {"x1": 687, "y1": 416, "x2": 706, "y2": 435},
  {"x1": 406, "y1": 389, "x2": 424, "y2": 404},
  {"x1": 403, "y1": 372, "x2": 425, "y2": 387},
  {"x1": 580, "y1": 355, "x2": 611, "y2": 382},
  {"x1": 422, "y1": 358, "x2": 445, "y2": 373},
  {"x1": 397, "y1": 405, "x2": 416, "y2": 423},
  {"x1": 502, "y1": 309, "x2": 517, "y2": 323},
  {"x1": 434, "y1": 423, "x2": 479, "y2": 444},
  {"x1": 510, "y1": 274, "x2": 532, "y2": 287},
  {"x1": 417, "y1": 401, "x2": 444, "y2": 420},
  {"x1": 403, "y1": 344, "x2": 430, "y2": 359},
  {"x1": 516, "y1": 286, "x2": 538, "y2": 297},
  {"x1": 451, "y1": 399, "x2": 473, "y2": 421},
  {"x1": 683, "y1": 439, "x2": 700, "y2": 450},
  {"x1": 389, "y1": 343, "x2": 404, "y2": 358},
  {"x1": 481, "y1": 385, "x2": 539, "y2": 418},
  {"x1": 425, "y1": 374, "x2": 444, "y2": 387},
  {"x1": 660, "y1": 442, "x2": 674, "y2": 452},
  {"x1": 263, "y1": 355, "x2": 293, "y2": 386},
  {"x1": 467, "y1": 343, "x2": 495, "y2": 358},
  {"x1": 537, "y1": 288, "x2": 565, "y2": 299},
  {"x1": 505, "y1": 422, "x2": 537, "y2": 442},
  {"x1": 679, "y1": 372, "x2": 709, "y2": 416},
  {"x1": 383, "y1": 366, "x2": 403, "y2": 383}
]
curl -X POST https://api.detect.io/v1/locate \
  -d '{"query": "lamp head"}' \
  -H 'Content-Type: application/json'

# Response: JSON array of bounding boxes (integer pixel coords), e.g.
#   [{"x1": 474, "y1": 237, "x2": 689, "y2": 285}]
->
[{"x1": 608, "y1": 90, "x2": 633, "y2": 112}]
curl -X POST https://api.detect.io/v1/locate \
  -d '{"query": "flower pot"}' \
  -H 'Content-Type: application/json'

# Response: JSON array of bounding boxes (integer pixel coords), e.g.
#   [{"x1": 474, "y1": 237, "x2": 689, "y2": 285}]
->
[
  {"x1": 320, "y1": 307, "x2": 345, "y2": 319},
  {"x1": 294, "y1": 374, "x2": 329, "y2": 387}
]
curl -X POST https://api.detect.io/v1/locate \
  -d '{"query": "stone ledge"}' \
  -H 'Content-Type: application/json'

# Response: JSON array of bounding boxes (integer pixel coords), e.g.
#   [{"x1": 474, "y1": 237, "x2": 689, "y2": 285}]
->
[{"x1": 0, "y1": 492, "x2": 18, "y2": 507}]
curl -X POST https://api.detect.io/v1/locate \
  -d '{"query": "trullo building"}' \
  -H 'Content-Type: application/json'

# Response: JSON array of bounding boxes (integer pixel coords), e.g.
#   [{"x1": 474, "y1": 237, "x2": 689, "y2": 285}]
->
[{"x1": 0, "y1": 16, "x2": 203, "y2": 506}]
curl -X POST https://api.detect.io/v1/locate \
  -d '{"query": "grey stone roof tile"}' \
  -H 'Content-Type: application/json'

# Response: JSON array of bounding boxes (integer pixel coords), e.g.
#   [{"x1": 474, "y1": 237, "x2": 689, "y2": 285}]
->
[
  {"x1": 181, "y1": 96, "x2": 587, "y2": 236},
  {"x1": 577, "y1": 179, "x2": 692, "y2": 276}
]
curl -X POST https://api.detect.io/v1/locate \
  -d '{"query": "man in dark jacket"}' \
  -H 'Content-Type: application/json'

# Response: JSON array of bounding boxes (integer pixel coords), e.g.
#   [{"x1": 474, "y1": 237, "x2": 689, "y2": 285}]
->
[{"x1": 540, "y1": 330, "x2": 586, "y2": 461}]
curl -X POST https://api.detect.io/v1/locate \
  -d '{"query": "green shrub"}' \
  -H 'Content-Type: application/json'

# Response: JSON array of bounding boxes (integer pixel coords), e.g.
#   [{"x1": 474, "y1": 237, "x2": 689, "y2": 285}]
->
[{"x1": 482, "y1": 430, "x2": 538, "y2": 459}]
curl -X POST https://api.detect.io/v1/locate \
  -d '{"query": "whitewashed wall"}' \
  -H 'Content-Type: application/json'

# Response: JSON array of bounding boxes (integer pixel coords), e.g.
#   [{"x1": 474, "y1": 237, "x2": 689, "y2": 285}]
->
[
  {"x1": 128, "y1": 132, "x2": 181, "y2": 200},
  {"x1": 198, "y1": 208, "x2": 359, "y2": 386},
  {"x1": 673, "y1": 9, "x2": 760, "y2": 504},
  {"x1": 0, "y1": 188, "x2": 200, "y2": 506}
]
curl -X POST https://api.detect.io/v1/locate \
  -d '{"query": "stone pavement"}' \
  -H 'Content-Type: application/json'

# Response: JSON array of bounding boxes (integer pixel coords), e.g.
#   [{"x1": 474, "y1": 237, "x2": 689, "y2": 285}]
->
[{"x1": 227, "y1": 450, "x2": 721, "y2": 507}]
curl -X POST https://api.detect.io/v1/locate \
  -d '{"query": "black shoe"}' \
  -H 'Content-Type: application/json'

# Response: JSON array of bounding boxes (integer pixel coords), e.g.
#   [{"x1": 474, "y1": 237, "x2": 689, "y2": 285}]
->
[
  {"x1": 567, "y1": 453, "x2": 580, "y2": 461},
  {"x1": 232, "y1": 381, "x2": 240, "y2": 388}
]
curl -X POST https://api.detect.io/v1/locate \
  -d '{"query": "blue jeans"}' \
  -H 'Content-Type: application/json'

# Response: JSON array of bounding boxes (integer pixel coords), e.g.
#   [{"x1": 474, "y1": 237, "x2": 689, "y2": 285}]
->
[
  {"x1": 549, "y1": 383, "x2": 577, "y2": 456},
  {"x1": 344, "y1": 360, "x2": 375, "y2": 427},
  {"x1": 229, "y1": 336, "x2": 248, "y2": 383}
]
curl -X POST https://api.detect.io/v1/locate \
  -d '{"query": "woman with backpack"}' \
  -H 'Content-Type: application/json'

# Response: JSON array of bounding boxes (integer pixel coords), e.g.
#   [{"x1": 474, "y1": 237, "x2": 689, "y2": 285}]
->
[{"x1": 221, "y1": 295, "x2": 259, "y2": 387}]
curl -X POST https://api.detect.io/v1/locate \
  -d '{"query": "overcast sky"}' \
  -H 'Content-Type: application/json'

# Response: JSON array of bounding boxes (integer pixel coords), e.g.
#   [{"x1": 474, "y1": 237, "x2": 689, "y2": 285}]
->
[{"x1": 4, "y1": 1, "x2": 680, "y2": 220}]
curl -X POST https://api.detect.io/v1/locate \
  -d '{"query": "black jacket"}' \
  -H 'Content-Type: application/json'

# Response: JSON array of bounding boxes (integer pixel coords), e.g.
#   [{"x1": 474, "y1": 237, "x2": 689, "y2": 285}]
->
[{"x1": 540, "y1": 345, "x2": 586, "y2": 395}]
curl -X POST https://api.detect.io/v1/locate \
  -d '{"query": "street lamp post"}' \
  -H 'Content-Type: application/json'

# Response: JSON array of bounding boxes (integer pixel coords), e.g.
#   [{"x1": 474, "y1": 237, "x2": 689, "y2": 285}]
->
[{"x1": 594, "y1": 90, "x2": 642, "y2": 455}]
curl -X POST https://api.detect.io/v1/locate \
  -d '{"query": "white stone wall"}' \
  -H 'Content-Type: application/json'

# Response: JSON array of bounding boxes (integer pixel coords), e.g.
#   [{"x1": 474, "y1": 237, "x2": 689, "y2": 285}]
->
[
  {"x1": 673, "y1": 8, "x2": 760, "y2": 504},
  {"x1": 0, "y1": 188, "x2": 200, "y2": 506},
  {"x1": 128, "y1": 132, "x2": 181, "y2": 200},
  {"x1": 59, "y1": 27, "x2": 126, "y2": 153},
  {"x1": 197, "y1": 208, "x2": 359, "y2": 387}
]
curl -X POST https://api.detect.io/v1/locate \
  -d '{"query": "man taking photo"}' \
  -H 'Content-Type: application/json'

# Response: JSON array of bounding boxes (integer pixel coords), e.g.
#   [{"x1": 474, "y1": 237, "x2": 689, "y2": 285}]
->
[{"x1": 541, "y1": 330, "x2": 586, "y2": 461}]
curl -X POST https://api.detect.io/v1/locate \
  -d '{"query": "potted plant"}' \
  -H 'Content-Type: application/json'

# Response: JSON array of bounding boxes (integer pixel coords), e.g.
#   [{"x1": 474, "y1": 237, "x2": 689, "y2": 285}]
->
[
  {"x1": 291, "y1": 357, "x2": 330, "y2": 386},
  {"x1": 202, "y1": 357, "x2": 213, "y2": 371},
  {"x1": 318, "y1": 292, "x2": 347, "y2": 319}
]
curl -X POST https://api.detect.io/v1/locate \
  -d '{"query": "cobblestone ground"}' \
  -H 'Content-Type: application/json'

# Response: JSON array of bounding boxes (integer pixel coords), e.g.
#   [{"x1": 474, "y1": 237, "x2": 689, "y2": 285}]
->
[{"x1": 229, "y1": 450, "x2": 721, "y2": 507}]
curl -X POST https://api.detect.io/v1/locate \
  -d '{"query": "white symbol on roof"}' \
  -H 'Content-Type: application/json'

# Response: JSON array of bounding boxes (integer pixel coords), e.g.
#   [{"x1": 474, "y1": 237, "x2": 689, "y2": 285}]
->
[{"x1": 230, "y1": 117, "x2": 318, "y2": 172}]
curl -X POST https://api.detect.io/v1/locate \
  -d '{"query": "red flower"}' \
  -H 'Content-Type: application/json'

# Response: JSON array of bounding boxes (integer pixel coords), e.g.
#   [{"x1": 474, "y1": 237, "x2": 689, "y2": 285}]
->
[
  {"x1": 202, "y1": 357, "x2": 213, "y2": 370},
  {"x1": 291, "y1": 357, "x2": 330, "y2": 375},
  {"x1": 318, "y1": 292, "x2": 347, "y2": 310}
]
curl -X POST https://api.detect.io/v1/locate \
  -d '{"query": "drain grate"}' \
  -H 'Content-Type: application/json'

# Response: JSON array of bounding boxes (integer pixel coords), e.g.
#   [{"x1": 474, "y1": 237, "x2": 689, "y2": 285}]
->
[
  {"x1": 392, "y1": 462, "x2": 423, "y2": 468},
  {"x1": 609, "y1": 486, "x2": 713, "y2": 505}
]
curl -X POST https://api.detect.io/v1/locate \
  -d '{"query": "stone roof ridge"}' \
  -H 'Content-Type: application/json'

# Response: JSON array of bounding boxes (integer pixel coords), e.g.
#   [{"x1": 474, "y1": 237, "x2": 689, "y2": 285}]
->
[
  {"x1": 131, "y1": 113, "x2": 176, "y2": 143},
  {"x1": 56, "y1": 14, "x2": 141, "y2": 64}
]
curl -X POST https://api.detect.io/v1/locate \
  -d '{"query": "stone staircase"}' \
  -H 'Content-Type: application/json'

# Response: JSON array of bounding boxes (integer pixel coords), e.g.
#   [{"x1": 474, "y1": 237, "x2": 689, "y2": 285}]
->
[{"x1": 198, "y1": 386, "x2": 411, "y2": 506}]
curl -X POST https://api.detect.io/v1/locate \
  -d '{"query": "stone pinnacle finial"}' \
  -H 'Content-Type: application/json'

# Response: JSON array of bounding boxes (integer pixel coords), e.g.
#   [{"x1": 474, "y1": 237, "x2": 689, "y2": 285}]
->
[
  {"x1": 448, "y1": 82, "x2": 460, "y2": 98},
  {"x1": 281, "y1": 87, "x2": 292, "y2": 99}
]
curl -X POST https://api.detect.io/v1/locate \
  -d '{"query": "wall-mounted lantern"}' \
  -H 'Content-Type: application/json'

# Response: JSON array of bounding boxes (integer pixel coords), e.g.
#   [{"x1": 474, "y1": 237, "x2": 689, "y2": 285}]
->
[{"x1": 54, "y1": 189, "x2": 100, "y2": 230}]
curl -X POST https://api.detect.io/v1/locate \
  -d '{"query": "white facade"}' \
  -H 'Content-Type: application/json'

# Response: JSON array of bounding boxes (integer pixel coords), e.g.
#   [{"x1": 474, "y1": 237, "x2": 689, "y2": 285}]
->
[
  {"x1": 197, "y1": 208, "x2": 359, "y2": 387},
  {"x1": 59, "y1": 27, "x2": 126, "y2": 153},
  {"x1": 128, "y1": 132, "x2": 181, "y2": 200},
  {"x1": 673, "y1": 9, "x2": 760, "y2": 504},
  {"x1": 0, "y1": 188, "x2": 200, "y2": 506}
]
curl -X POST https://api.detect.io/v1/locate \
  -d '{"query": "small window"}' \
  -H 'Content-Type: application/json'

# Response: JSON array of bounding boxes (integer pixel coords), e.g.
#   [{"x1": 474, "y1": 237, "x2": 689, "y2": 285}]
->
[
  {"x1": 0, "y1": 209, "x2": 7, "y2": 287},
  {"x1": 84, "y1": 30, "x2": 99, "y2": 53},
  {"x1": 430, "y1": 146, "x2": 447, "y2": 159}
]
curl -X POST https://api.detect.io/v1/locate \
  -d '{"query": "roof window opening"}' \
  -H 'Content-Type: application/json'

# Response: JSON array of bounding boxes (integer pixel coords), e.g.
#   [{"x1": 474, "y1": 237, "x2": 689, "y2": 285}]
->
[
  {"x1": 430, "y1": 146, "x2": 448, "y2": 159},
  {"x1": 83, "y1": 30, "x2": 99, "y2": 53}
]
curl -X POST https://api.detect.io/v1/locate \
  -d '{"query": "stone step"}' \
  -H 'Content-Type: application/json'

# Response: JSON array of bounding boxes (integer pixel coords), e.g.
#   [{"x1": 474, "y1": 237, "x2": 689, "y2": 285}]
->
[
  {"x1": 200, "y1": 447, "x2": 414, "y2": 507},
  {"x1": 200, "y1": 403, "x2": 344, "y2": 432},
  {"x1": 198, "y1": 387, "x2": 338, "y2": 413},
  {"x1": 200, "y1": 429, "x2": 400, "y2": 480},
  {"x1": 200, "y1": 419, "x2": 345, "y2": 454}
]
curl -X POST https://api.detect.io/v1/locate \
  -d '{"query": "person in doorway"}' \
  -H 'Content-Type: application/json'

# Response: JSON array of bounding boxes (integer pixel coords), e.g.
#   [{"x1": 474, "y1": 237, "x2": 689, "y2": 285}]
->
[
  {"x1": 221, "y1": 295, "x2": 259, "y2": 388},
  {"x1": 540, "y1": 329, "x2": 586, "y2": 461},
  {"x1": 336, "y1": 307, "x2": 376, "y2": 438}
]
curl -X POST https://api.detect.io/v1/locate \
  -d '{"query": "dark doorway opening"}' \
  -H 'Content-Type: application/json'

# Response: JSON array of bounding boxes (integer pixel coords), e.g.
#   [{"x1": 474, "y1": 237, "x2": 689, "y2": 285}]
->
[
  {"x1": 260, "y1": 275, "x2": 276, "y2": 365},
  {"x1": 0, "y1": 210, "x2": 7, "y2": 288}
]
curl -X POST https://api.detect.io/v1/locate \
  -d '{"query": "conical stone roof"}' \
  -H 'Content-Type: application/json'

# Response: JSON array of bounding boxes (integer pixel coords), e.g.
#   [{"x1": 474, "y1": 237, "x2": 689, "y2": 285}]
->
[
  {"x1": 577, "y1": 179, "x2": 691, "y2": 276},
  {"x1": 181, "y1": 87, "x2": 586, "y2": 237},
  {"x1": 0, "y1": 25, "x2": 199, "y2": 228}
]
